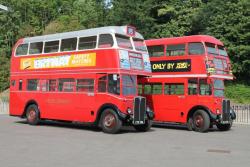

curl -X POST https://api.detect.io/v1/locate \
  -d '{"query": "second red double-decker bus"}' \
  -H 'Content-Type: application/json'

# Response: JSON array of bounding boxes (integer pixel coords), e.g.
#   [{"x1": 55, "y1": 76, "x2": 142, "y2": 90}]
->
[
  {"x1": 139, "y1": 35, "x2": 236, "y2": 132},
  {"x1": 9, "y1": 26, "x2": 154, "y2": 134}
]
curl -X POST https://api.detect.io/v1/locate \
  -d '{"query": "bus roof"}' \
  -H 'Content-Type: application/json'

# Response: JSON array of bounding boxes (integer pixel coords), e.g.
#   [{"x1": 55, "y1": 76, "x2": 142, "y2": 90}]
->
[
  {"x1": 146, "y1": 35, "x2": 224, "y2": 46},
  {"x1": 22, "y1": 26, "x2": 144, "y2": 43}
]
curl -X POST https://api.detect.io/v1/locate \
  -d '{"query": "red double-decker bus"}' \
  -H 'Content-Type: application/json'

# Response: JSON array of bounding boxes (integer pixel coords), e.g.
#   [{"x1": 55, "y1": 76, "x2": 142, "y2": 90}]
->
[
  {"x1": 10, "y1": 26, "x2": 154, "y2": 134},
  {"x1": 139, "y1": 35, "x2": 236, "y2": 132}
]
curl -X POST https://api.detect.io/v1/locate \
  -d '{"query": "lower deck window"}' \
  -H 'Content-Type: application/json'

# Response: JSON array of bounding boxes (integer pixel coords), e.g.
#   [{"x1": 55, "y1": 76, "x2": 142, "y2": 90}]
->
[
  {"x1": 27, "y1": 79, "x2": 39, "y2": 91},
  {"x1": 76, "y1": 79, "x2": 94, "y2": 92},
  {"x1": 58, "y1": 79, "x2": 75, "y2": 92},
  {"x1": 165, "y1": 83, "x2": 184, "y2": 95},
  {"x1": 188, "y1": 79, "x2": 198, "y2": 95}
]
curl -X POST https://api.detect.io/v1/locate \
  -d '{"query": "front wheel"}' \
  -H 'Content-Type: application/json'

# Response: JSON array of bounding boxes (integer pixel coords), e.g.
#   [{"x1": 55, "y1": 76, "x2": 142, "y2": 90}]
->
[
  {"x1": 192, "y1": 110, "x2": 210, "y2": 132},
  {"x1": 216, "y1": 119, "x2": 233, "y2": 131},
  {"x1": 100, "y1": 109, "x2": 122, "y2": 134},
  {"x1": 134, "y1": 120, "x2": 152, "y2": 132}
]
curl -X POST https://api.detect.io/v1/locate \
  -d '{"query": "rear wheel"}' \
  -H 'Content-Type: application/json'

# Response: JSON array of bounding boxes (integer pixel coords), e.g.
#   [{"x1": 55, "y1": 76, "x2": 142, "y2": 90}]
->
[
  {"x1": 100, "y1": 109, "x2": 122, "y2": 134},
  {"x1": 192, "y1": 110, "x2": 210, "y2": 132},
  {"x1": 216, "y1": 119, "x2": 233, "y2": 131},
  {"x1": 26, "y1": 104, "x2": 40, "y2": 125},
  {"x1": 134, "y1": 119, "x2": 152, "y2": 132}
]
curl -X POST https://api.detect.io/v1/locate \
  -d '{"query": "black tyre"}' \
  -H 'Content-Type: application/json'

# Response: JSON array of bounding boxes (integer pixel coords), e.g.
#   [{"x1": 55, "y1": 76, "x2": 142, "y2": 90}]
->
[
  {"x1": 192, "y1": 110, "x2": 210, "y2": 132},
  {"x1": 216, "y1": 119, "x2": 233, "y2": 131},
  {"x1": 134, "y1": 119, "x2": 152, "y2": 132},
  {"x1": 26, "y1": 104, "x2": 40, "y2": 125},
  {"x1": 187, "y1": 117, "x2": 194, "y2": 131},
  {"x1": 100, "y1": 109, "x2": 122, "y2": 134}
]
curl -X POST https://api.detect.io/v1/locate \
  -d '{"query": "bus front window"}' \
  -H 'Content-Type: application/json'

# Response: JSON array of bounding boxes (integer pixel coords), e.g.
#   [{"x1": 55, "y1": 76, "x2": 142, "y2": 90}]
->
[
  {"x1": 214, "y1": 79, "x2": 224, "y2": 97},
  {"x1": 116, "y1": 34, "x2": 133, "y2": 49},
  {"x1": 133, "y1": 38, "x2": 147, "y2": 52},
  {"x1": 206, "y1": 43, "x2": 218, "y2": 55},
  {"x1": 122, "y1": 75, "x2": 136, "y2": 96},
  {"x1": 218, "y1": 45, "x2": 228, "y2": 57}
]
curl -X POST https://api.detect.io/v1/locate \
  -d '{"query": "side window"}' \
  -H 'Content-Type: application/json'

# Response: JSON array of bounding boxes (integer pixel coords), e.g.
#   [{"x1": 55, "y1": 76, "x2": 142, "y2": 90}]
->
[
  {"x1": 29, "y1": 42, "x2": 43, "y2": 54},
  {"x1": 44, "y1": 40, "x2": 59, "y2": 53},
  {"x1": 98, "y1": 34, "x2": 113, "y2": 48},
  {"x1": 61, "y1": 38, "x2": 77, "y2": 51},
  {"x1": 27, "y1": 79, "x2": 39, "y2": 91},
  {"x1": 188, "y1": 42, "x2": 204, "y2": 55},
  {"x1": 147, "y1": 45, "x2": 164, "y2": 57},
  {"x1": 98, "y1": 75, "x2": 107, "y2": 92},
  {"x1": 144, "y1": 84, "x2": 152, "y2": 95},
  {"x1": 166, "y1": 44, "x2": 185, "y2": 56},
  {"x1": 58, "y1": 79, "x2": 75, "y2": 92},
  {"x1": 164, "y1": 83, "x2": 184, "y2": 95},
  {"x1": 152, "y1": 83, "x2": 162, "y2": 94},
  {"x1": 39, "y1": 80, "x2": 47, "y2": 92},
  {"x1": 188, "y1": 79, "x2": 198, "y2": 95},
  {"x1": 11, "y1": 80, "x2": 16, "y2": 87},
  {"x1": 16, "y1": 44, "x2": 28, "y2": 56},
  {"x1": 199, "y1": 79, "x2": 212, "y2": 95},
  {"x1": 78, "y1": 36, "x2": 97, "y2": 50},
  {"x1": 48, "y1": 79, "x2": 57, "y2": 92},
  {"x1": 108, "y1": 74, "x2": 120, "y2": 95},
  {"x1": 76, "y1": 79, "x2": 94, "y2": 93},
  {"x1": 19, "y1": 80, "x2": 23, "y2": 91}
]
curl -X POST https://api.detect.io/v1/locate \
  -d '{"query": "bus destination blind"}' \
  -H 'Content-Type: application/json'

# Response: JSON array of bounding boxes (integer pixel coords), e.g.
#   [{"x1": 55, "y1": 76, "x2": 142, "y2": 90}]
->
[{"x1": 151, "y1": 59, "x2": 191, "y2": 72}]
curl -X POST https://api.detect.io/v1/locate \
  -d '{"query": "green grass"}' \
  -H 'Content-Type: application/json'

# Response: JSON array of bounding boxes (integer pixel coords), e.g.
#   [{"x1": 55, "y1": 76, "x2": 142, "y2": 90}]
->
[{"x1": 225, "y1": 83, "x2": 250, "y2": 104}]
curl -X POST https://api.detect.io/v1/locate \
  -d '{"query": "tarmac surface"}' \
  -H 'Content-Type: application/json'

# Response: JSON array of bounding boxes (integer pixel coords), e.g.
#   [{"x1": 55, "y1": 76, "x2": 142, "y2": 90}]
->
[{"x1": 0, "y1": 115, "x2": 250, "y2": 167}]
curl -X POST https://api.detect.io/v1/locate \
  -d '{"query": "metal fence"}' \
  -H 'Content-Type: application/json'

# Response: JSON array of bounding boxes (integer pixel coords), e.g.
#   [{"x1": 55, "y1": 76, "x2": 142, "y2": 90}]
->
[
  {"x1": 1, "y1": 98, "x2": 250, "y2": 124},
  {"x1": 0, "y1": 98, "x2": 9, "y2": 114},
  {"x1": 232, "y1": 105, "x2": 250, "y2": 124}
]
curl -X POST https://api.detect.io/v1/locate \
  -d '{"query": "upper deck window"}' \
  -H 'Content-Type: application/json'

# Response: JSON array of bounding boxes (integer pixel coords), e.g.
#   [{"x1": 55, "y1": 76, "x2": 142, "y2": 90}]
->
[
  {"x1": 44, "y1": 40, "x2": 59, "y2": 53},
  {"x1": 188, "y1": 42, "x2": 205, "y2": 55},
  {"x1": 133, "y1": 38, "x2": 147, "y2": 52},
  {"x1": 29, "y1": 42, "x2": 43, "y2": 54},
  {"x1": 147, "y1": 45, "x2": 164, "y2": 57},
  {"x1": 218, "y1": 45, "x2": 228, "y2": 57},
  {"x1": 166, "y1": 44, "x2": 185, "y2": 56},
  {"x1": 116, "y1": 34, "x2": 133, "y2": 49},
  {"x1": 206, "y1": 43, "x2": 218, "y2": 55},
  {"x1": 61, "y1": 38, "x2": 77, "y2": 51},
  {"x1": 78, "y1": 36, "x2": 97, "y2": 50},
  {"x1": 16, "y1": 44, "x2": 28, "y2": 56},
  {"x1": 98, "y1": 34, "x2": 113, "y2": 48}
]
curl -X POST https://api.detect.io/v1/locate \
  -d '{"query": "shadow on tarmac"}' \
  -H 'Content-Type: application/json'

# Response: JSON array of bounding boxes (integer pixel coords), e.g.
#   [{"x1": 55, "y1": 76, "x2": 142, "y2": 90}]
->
[{"x1": 15, "y1": 119, "x2": 156, "y2": 134}]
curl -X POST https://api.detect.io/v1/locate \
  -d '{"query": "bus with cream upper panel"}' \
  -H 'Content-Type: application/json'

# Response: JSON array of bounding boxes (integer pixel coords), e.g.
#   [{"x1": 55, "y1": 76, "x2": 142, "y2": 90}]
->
[{"x1": 10, "y1": 26, "x2": 154, "y2": 134}]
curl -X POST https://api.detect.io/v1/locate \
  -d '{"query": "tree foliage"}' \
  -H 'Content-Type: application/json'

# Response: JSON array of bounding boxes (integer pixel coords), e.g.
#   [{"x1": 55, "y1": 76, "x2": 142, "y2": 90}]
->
[{"x1": 0, "y1": 0, "x2": 249, "y2": 91}]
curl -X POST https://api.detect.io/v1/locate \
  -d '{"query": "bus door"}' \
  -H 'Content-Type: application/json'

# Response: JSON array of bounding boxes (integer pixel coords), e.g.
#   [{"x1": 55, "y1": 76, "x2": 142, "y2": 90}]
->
[
  {"x1": 160, "y1": 82, "x2": 186, "y2": 123},
  {"x1": 73, "y1": 77, "x2": 95, "y2": 122}
]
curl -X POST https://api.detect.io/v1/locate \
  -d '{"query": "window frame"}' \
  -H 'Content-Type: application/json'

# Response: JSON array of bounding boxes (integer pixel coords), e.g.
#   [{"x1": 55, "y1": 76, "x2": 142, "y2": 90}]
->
[
  {"x1": 78, "y1": 35, "x2": 97, "y2": 51},
  {"x1": 44, "y1": 40, "x2": 60, "y2": 54}
]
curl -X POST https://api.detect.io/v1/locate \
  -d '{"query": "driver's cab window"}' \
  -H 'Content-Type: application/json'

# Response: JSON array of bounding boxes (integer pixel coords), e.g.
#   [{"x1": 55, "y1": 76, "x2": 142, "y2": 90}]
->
[
  {"x1": 108, "y1": 74, "x2": 120, "y2": 95},
  {"x1": 199, "y1": 79, "x2": 212, "y2": 95}
]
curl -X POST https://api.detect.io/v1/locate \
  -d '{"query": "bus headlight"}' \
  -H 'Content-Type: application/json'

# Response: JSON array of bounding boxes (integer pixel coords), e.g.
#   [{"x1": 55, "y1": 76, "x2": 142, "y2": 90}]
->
[
  {"x1": 146, "y1": 106, "x2": 151, "y2": 112},
  {"x1": 127, "y1": 108, "x2": 132, "y2": 114},
  {"x1": 216, "y1": 109, "x2": 220, "y2": 114}
]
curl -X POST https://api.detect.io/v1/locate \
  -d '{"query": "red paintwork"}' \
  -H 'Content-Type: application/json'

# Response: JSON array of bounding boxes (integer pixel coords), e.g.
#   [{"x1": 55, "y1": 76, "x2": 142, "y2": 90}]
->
[
  {"x1": 146, "y1": 35, "x2": 233, "y2": 78},
  {"x1": 10, "y1": 39, "x2": 149, "y2": 123},
  {"x1": 139, "y1": 35, "x2": 233, "y2": 124}
]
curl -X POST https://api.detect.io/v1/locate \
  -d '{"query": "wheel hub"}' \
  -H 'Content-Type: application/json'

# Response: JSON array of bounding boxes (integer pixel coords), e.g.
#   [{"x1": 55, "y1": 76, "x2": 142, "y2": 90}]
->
[{"x1": 104, "y1": 114, "x2": 115, "y2": 128}]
